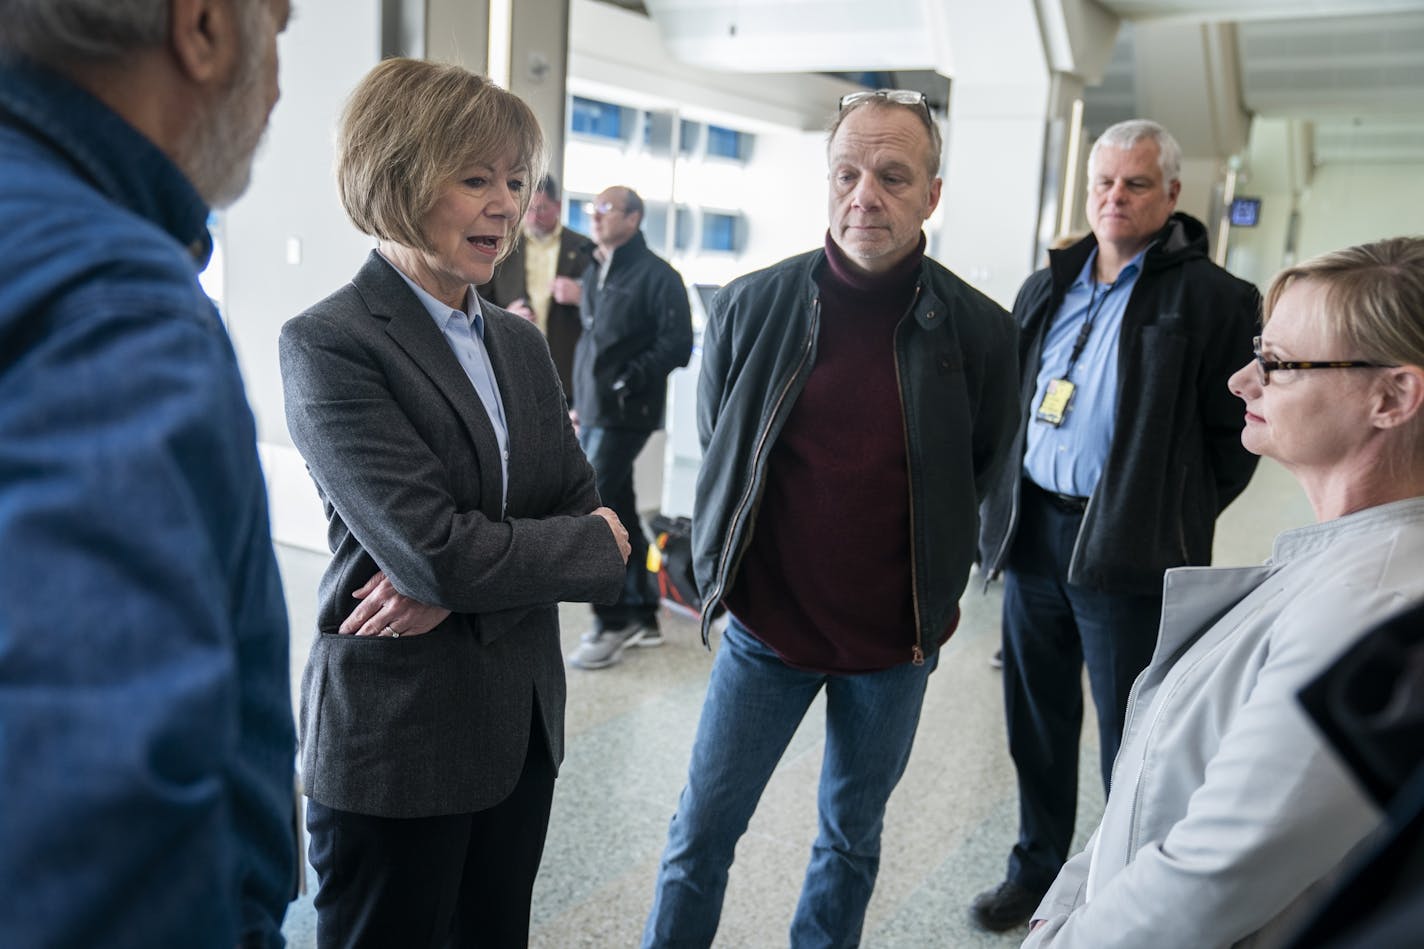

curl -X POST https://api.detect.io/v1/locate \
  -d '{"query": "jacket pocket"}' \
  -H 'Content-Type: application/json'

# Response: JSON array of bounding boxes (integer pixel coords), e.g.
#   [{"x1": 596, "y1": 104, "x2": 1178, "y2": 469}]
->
[{"x1": 306, "y1": 622, "x2": 472, "y2": 809}]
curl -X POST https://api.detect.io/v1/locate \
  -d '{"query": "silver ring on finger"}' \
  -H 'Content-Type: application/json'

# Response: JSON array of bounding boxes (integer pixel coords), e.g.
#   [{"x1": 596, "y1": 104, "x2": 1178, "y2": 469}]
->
[{"x1": 384, "y1": 624, "x2": 400, "y2": 638}]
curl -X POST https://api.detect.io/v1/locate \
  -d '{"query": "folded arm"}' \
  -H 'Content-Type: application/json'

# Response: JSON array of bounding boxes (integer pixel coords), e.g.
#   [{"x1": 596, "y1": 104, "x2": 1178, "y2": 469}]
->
[{"x1": 280, "y1": 314, "x2": 623, "y2": 615}]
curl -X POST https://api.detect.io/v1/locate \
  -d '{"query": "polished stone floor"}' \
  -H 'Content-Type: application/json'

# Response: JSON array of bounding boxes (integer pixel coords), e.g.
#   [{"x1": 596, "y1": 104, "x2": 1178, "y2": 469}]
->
[{"x1": 277, "y1": 459, "x2": 1311, "y2": 948}]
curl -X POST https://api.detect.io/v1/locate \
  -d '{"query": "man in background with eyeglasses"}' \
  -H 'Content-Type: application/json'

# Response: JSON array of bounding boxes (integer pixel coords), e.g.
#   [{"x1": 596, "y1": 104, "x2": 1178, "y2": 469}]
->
[
  {"x1": 477, "y1": 174, "x2": 594, "y2": 401},
  {"x1": 567, "y1": 186, "x2": 693, "y2": 670},
  {"x1": 643, "y1": 89, "x2": 1018, "y2": 947},
  {"x1": 971, "y1": 118, "x2": 1261, "y2": 932}
]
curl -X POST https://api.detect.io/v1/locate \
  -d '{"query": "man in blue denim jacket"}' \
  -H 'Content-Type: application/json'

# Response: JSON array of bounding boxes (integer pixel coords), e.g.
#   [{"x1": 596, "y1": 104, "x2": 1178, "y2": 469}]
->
[{"x1": 0, "y1": 1, "x2": 296, "y2": 945}]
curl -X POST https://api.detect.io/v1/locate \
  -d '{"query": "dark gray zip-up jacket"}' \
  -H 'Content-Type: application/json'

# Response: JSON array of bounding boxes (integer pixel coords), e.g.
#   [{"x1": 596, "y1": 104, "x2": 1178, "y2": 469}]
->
[
  {"x1": 692, "y1": 246, "x2": 1019, "y2": 660},
  {"x1": 978, "y1": 213, "x2": 1261, "y2": 595},
  {"x1": 572, "y1": 230, "x2": 693, "y2": 431}
]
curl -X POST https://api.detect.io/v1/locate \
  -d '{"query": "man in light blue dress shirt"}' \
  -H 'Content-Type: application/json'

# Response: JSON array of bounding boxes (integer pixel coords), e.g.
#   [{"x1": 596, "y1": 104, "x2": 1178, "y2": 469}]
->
[{"x1": 971, "y1": 120, "x2": 1262, "y2": 931}]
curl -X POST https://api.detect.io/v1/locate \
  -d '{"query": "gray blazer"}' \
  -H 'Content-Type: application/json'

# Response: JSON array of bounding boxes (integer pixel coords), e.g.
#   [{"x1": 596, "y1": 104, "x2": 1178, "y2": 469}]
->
[{"x1": 280, "y1": 251, "x2": 624, "y2": 818}]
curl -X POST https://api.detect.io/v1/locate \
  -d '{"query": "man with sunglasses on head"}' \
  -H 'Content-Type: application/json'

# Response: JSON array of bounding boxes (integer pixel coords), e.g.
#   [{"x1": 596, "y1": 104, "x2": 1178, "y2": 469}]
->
[
  {"x1": 970, "y1": 118, "x2": 1261, "y2": 933},
  {"x1": 567, "y1": 185, "x2": 694, "y2": 670},
  {"x1": 643, "y1": 89, "x2": 1018, "y2": 948}
]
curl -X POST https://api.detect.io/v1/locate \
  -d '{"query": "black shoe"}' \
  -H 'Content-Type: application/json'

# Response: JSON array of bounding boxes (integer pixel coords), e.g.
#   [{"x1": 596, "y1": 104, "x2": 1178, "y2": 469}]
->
[{"x1": 969, "y1": 880, "x2": 1044, "y2": 932}]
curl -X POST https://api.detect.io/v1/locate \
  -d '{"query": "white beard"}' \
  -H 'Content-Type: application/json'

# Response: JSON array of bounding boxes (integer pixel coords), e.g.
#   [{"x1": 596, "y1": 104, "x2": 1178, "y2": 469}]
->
[{"x1": 182, "y1": 7, "x2": 271, "y2": 208}]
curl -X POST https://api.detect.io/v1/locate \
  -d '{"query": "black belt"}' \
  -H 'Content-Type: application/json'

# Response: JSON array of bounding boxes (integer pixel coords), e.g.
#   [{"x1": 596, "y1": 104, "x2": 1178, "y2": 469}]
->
[{"x1": 1024, "y1": 478, "x2": 1088, "y2": 514}]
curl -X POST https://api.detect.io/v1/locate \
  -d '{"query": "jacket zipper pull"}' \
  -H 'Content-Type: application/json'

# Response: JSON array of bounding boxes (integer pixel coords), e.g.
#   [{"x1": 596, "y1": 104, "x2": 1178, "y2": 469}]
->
[{"x1": 911, "y1": 644, "x2": 925, "y2": 666}]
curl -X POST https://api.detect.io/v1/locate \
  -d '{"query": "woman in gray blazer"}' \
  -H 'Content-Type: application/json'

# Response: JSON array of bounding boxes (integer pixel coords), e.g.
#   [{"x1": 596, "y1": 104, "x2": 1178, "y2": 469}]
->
[{"x1": 279, "y1": 59, "x2": 629, "y2": 947}]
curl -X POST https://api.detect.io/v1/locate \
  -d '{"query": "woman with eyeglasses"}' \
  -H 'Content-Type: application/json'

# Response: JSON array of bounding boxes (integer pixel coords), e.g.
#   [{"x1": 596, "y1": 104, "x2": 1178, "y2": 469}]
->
[
  {"x1": 279, "y1": 59, "x2": 630, "y2": 946},
  {"x1": 1023, "y1": 236, "x2": 1424, "y2": 949}
]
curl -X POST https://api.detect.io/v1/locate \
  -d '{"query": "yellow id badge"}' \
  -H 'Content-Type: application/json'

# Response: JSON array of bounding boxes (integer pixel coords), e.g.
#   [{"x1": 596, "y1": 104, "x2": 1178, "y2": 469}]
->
[{"x1": 1035, "y1": 378, "x2": 1075, "y2": 426}]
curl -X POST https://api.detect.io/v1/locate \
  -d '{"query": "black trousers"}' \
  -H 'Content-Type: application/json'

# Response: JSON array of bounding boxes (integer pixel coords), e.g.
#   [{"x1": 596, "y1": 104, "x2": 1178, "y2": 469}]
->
[
  {"x1": 1000, "y1": 482, "x2": 1162, "y2": 892},
  {"x1": 578, "y1": 424, "x2": 657, "y2": 630},
  {"x1": 307, "y1": 709, "x2": 557, "y2": 949}
]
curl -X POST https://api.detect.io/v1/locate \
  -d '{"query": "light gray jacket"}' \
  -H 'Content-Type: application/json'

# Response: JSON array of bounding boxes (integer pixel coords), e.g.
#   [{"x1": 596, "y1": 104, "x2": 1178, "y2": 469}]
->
[
  {"x1": 1025, "y1": 496, "x2": 1424, "y2": 949},
  {"x1": 280, "y1": 252, "x2": 624, "y2": 818}
]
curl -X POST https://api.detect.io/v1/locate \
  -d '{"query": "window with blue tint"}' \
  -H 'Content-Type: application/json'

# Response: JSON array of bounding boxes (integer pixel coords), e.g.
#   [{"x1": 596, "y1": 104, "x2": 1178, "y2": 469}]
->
[
  {"x1": 566, "y1": 197, "x2": 590, "y2": 235},
  {"x1": 674, "y1": 207, "x2": 693, "y2": 251},
  {"x1": 701, "y1": 212, "x2": 739, "y2": 252},
  {"x1": 643, "y1": 110, "x2": 674, "y2": 155},
  {"x1": 679, "y1": 119, "x2": 700, "y2": 155},
  {"x1": 641, "y1": 203, "x2": 669, "y2": 255},
  {"x1": 706, "y1": 125, "x2": 746, "y2": 160},
  {"x1": 571, "y1": 96, "x2": 623, "y2": 139}
]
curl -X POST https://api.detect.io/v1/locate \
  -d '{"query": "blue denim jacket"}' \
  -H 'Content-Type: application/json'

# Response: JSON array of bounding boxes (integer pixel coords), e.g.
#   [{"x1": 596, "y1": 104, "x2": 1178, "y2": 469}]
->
[{"x1": 0, "y1": 62, "x2": 296, "y2": 947}]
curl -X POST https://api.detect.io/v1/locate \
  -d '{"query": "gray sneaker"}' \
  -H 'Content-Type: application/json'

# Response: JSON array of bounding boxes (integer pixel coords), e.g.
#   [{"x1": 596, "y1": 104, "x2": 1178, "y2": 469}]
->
[
  {"x1": 569, "y1": 624, "x2": 647, "y2": 669},
  {"x1": 634, "y1": 622, "x2": 663, "y2": 647}
]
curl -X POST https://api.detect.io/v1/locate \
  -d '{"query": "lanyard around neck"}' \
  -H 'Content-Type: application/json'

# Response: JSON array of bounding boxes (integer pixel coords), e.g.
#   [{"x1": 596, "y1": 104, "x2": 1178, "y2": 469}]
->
[{"x1": 1060, "y1": 279, "x2": 1117, "y2": 383}]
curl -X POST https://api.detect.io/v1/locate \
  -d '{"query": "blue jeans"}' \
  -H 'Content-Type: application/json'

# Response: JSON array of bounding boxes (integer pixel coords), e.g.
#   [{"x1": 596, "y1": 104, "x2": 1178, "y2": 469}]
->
[
  {"x1": 1001, "y1": 482, "x2": 1162, "y2": 892},
  {"x1": 578, "y1": 424, "x2": 656, "y2": 630},
  {"x1": 643, "y1": 616, "x2": 939, "y2": 948}
]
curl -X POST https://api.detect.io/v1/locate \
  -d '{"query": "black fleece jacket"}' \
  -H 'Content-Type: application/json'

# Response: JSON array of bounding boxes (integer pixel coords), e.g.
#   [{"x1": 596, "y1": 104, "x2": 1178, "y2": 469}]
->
[
  {"x1": 978, "y1": 212, "x2": 1262, "y2": 595},
  {"x1": 572, "y1": 230, "x2": 692, "y2": 431}
]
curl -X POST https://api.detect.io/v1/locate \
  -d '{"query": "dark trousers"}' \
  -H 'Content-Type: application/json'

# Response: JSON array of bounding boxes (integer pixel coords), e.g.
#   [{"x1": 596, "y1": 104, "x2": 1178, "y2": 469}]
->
[
  {"x1": 1001, "y1": 481, "x2": 1162, "y2": 892},
  {"x1": 579, "y1": 424, "x2": 656, "y2": 630},
  {"x1": 307, "y1": 710, "x2": 557, "y2": 949}
]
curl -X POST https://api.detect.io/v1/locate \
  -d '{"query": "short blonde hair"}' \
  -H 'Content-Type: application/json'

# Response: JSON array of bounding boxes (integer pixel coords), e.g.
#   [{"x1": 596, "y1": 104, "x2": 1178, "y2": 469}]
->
[
  {"x1": 1268, "y1": 237, "x2": 1424, "y2": 463},
  {"x1": 1265, "y1": 237, "x2": 1424, "y2": 371},
  {"x1": 337, "y1": 58, "x2": 547, "y2": 261}
]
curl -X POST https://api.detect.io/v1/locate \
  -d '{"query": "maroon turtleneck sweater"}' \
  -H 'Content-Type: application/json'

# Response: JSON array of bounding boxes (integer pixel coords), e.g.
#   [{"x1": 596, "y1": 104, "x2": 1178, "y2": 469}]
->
[{"x1": 724, "y1": 233, "x2": 954, "y2": 673}]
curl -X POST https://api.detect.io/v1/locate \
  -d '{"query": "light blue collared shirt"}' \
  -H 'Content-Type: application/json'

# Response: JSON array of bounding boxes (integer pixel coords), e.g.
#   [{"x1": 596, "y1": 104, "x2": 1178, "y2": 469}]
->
[
  {"x1": 1023, "y1": 246, "x2": 1148, "y2": 498},
  {"x1": 383, "y1": 255, "x2": 509, "y2": 512}
]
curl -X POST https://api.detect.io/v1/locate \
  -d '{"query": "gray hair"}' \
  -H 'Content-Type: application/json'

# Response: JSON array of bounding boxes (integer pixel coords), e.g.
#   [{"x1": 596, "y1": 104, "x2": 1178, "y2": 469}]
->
[
  {"x1": 1089, "y1": 119, "x2": 1182, "y2": 192},
  {"x1": 0, "y1": 0, "x2": 169, "y2": 65}
]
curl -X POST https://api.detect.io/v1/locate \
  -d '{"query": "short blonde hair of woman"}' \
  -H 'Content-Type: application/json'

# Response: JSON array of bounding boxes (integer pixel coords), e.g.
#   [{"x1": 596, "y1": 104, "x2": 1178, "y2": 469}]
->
[
  {"x1": 1265, "y1": 237, "x2": 1424, "y2": 371},
  {"x1": 337, "y1": 58, "x2": 547, "y2": 264},
  {"x1": 1267, "y1": 236, "x2": 1424, "y2": 461}
]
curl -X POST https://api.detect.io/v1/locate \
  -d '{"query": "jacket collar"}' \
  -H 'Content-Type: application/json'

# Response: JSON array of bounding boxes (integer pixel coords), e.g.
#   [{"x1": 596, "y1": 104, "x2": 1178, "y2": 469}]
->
[
  {"x1": 601, "y1": 228, "x2": 651, "y2": 274},
  {"x1": 1047, "y1": 211, "x2": 1210, "y2": 296},
  {"x1": 800, "y1": 243, "x2": 950, "y2": 330},
  {"x1": 1271, "y1": 496, "x2": 1424, "y2": 564},
  {"x1": 351, "y1": 251, "x2": 506, "y2": 514},
  {"x1": 0, "y1": 59, "x2": 212, "y2": 266},
  {"x1": 1153, "y1": 496, "x2": 1424, "y2": 672}
]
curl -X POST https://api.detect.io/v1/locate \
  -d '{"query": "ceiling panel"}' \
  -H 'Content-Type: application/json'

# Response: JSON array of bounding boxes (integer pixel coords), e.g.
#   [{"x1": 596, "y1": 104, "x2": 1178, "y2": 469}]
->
[
  {"x1": 1084, "y1": 3, "x2": 1424, "y2": 165},
  {"x1": 1096, "y1": 0, "x2": 1424, "y2": 22},
  {"x1": 595, "y1": 0, "x2": 1424, "y2": 166}
]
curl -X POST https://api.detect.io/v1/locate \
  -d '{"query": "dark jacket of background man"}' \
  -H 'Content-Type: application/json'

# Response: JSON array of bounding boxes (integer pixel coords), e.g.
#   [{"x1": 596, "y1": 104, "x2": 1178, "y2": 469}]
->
[
  {"x1": 478, "y1": 222, "x2": 594, "y2": 400},
  {"x1": 979, "y1": 211, "x2": 1261, "y2": 593},
  {"x1": 572, "y1": 229, "x2": 694, "y2": 433}
]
